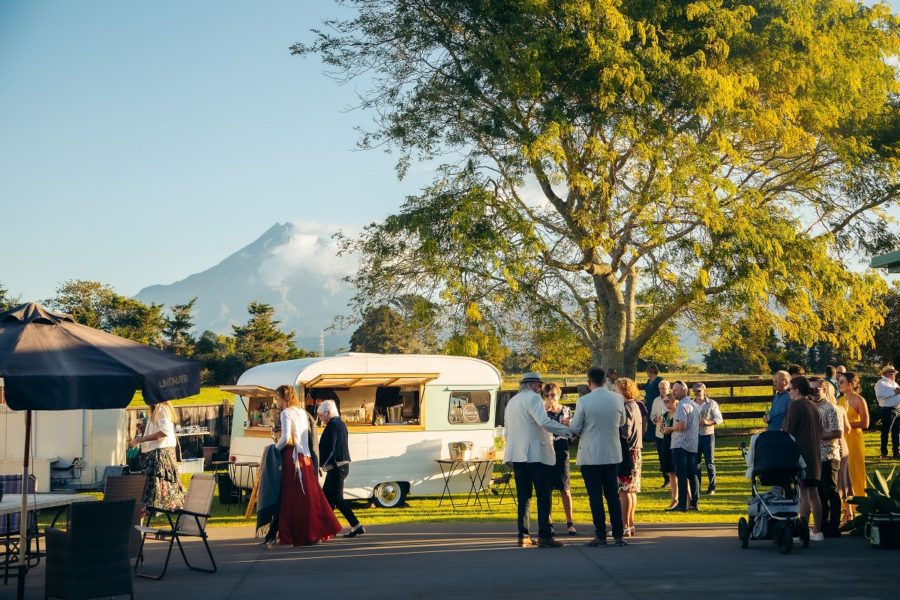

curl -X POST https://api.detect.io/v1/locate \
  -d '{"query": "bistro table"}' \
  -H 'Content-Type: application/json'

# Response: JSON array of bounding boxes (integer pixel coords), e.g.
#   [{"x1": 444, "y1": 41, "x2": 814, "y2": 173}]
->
[
  {"x1": 434, "y1": 459, "x2": 495, "y2": 510},
  {"x1": 1, "y1": 493, "x2": 97, "y2": 585}
]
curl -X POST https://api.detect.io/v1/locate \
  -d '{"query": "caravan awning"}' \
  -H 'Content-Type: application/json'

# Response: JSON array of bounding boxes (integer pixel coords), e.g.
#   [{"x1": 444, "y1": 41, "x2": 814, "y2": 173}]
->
[
  {"x1": 219, "y1": 385, "x2": 277, "y2": 397},
  {"x1": 303, "y1": 373, "x2": 439, "y2": 389}
]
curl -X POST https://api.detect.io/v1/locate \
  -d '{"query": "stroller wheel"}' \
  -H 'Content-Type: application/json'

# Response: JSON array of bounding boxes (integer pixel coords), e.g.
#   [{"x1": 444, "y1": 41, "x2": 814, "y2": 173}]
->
[
  {"x1": 796, "y1": 517, "x2": 810, "y2": 548},
  {"x1": 773, "y1": 522, "x2": 793, "y2": 554},
  {"x1": 738, "y1": 517, "x2": 750, "y2": 548}
]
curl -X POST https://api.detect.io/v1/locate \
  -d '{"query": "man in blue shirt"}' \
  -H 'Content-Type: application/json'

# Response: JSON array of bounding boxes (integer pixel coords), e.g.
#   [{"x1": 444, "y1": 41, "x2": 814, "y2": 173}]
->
[{"x1": 766, "y1": 371, "x2": 791, "y2": 431}]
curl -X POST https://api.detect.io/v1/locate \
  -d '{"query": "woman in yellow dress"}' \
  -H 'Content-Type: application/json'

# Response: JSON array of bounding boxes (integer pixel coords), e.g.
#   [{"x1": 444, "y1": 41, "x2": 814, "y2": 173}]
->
[{"x1": 838, "y1": 372, "x2": 869, "y2": 512}]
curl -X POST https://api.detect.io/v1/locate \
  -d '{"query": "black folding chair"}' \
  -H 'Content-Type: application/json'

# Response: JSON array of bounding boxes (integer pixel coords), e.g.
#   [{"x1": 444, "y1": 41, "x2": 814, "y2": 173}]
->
[{"x1": 134, "y1": 473, "x2": 217, "y2": 580}]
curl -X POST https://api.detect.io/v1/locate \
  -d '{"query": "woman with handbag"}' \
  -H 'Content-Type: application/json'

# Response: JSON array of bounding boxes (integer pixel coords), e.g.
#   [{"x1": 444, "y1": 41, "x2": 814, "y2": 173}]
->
[
  {"x1": 130, "y1": 401, "x2": 184, "y2": 514},
  {"x1": 317, "y1": 400, "x2": 365, "y2": 537},
  {"x1": 270, "y1": 385, "x2": 341, "y2": 547}
]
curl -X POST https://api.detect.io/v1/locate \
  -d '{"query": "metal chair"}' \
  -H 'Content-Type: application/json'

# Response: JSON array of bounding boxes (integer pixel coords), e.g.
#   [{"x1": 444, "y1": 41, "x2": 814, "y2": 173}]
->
[
  {"x1": 45, "y1": 499, "x2": 135, "y2": 600},
  {"x1": 134, "y1": 473, "x2": 217, "y2": 580},
  {"x1": 103, "y1": 474, "x2": 147, "y2": 558}
]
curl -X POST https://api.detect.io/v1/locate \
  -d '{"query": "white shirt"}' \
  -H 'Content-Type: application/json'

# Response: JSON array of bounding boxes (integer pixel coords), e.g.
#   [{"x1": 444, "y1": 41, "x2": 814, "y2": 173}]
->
[
  {"x1": 569, "y1": 386, "x2": 626, "y2": 466},
  {"x1": 695, "y1": 398, "x2": 724, "y2": 436},
  {"x1": 141, "y1": 404, "x2": 177, "y2": 453},
  {"x1": 275, "y1": 406, "x2": 312, "y2": 457},
  {"x1": 650, "y1": 395, "x2": 667, "y2": 438},
  {"x1": 874, "y1": 376, "x2": 900, "y2": 408},
  {"x1": 503, "y1": 389, "x2": 572, "y2": 465}
]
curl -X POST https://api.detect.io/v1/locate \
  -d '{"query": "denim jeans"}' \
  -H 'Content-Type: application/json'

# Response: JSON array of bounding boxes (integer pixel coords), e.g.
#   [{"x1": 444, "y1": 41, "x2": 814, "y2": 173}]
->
[
  {"x1": 672, "y1": 447, "x2": 699, "y2": 509},
  {"x1": 580, "y1": 464, "x2": 623, "y2": 539},
  {"x1": 511, "y1": 462, "x2": 552, "y2": 539},
  {"x1": 696, "y1": 434, "x2": 716, "y2": 491}
]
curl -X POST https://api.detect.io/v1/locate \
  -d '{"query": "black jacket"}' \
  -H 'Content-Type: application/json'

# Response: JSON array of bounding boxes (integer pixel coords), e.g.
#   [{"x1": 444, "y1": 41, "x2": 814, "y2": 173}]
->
[{"x1": 319, "y1": 417, "x2": 351, "y2": 467}]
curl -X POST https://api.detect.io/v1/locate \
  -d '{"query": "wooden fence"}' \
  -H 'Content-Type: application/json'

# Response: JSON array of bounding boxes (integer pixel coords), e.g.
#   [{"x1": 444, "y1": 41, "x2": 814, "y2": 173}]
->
[{"x1": 497, "y1": 376, "x2": 773, "y2": 433}]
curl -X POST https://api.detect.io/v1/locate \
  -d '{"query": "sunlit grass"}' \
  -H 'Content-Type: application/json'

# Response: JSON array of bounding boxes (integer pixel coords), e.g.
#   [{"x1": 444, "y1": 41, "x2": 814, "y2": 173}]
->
[{"x1": 183, "y1": 431, "x2": 894, "y2": 528}]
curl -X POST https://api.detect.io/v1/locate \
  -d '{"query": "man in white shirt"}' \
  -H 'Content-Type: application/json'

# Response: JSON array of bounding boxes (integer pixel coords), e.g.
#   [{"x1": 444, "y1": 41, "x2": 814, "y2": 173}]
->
[
  {"x1": 570, "y1": 367, "x2": 627, "y2": 546},
  {"x1": 504, "y1": 372, "x2": 572, "y2": 548},
  {"x1": 874, "y1": 366, "x2": 900, "y2": 459},
  {"x1": 663, "y1": 382, "x2": 700, "y2": 511},
  {"x1": 649, "y1": 380, "x2": 672, "y2": 488},
  {"x1": 692, "y1": 383, "x2": 724, "y2": 495}
]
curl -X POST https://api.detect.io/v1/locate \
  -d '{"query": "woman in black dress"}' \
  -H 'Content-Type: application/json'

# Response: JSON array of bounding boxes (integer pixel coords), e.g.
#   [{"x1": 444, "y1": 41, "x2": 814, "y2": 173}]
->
[{"x1": 542, "y1": 382, "x2": 576, "y2": 536}]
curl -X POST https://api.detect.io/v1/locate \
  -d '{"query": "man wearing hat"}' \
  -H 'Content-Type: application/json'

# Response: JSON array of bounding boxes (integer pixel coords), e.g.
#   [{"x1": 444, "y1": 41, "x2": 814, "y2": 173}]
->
[
  {"x1": 504, "y1": 372, "x2": 572, "y2": 548},
  {"x1": 874, "y1": 366, "x2": 900, "y2": 459}
]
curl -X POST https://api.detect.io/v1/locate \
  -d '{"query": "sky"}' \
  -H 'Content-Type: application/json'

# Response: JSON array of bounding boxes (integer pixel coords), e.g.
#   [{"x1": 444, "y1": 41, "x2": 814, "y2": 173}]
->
[
  {"x1": 0, "y1": 1, "x2": 430, "y2": 302},
  {"x1": 1, "y1": 1, "x2": 898, "y2": 303}
]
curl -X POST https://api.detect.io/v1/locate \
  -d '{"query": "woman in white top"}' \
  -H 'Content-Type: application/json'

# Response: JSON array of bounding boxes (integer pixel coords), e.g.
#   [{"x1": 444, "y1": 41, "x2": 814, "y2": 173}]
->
[
  {"x1": 130, "y1": 401, "x2": 184, "y2": 512},
  {"x1": 271, "y1": 385, "x2": 341, "y2": 547}
]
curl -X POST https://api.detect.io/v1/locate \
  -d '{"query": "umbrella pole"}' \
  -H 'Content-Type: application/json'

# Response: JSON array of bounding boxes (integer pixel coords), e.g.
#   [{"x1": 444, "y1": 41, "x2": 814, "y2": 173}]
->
[{"x1": 16, "y1": 409, "x2": 31, "y2": 600}]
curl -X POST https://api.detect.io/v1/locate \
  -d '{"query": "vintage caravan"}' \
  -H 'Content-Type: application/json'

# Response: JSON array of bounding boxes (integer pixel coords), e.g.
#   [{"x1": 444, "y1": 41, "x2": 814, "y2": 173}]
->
[{"x1": 224, "y1": 353, "x2": 502, "y2": 507}]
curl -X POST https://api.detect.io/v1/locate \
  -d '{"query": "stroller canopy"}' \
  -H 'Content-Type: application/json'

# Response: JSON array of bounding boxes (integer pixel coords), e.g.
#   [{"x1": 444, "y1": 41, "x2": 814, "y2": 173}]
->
[{"x1": 750, "y1": 431, "x2": 802, "y2": 475}]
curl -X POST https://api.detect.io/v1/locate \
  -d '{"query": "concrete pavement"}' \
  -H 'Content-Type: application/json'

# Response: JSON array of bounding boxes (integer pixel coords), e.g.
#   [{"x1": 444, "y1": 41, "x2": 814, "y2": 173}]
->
[{"x1": 3, "y1": 522, "x2": 894, "y2": 599}]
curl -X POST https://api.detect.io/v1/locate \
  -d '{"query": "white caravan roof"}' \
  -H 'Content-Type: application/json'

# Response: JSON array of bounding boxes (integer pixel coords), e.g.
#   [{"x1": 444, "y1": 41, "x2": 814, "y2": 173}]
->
[{"x1": 234, "y1": 353, "x2": 502, "y2": 392}]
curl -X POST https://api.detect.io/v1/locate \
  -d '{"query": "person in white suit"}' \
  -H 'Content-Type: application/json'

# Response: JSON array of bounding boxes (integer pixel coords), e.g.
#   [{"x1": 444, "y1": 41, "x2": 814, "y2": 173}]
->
[
  {"x1": 570, "y1": 367, "x2": 627, "y2": 546},
  {"x1": 504, "y1": 372, "x2": 572, "y2": 548}
]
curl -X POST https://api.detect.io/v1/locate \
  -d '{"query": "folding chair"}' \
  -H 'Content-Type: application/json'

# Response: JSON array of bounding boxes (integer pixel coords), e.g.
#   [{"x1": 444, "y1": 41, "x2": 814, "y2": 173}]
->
[{"x1": 134, "y1": 473, "x2": 217, "y2": 580}]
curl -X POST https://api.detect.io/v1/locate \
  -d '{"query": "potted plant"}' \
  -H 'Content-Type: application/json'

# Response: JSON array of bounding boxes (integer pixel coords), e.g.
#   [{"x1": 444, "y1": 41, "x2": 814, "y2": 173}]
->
[{"x1": 842, "y1": 468, "x2": 900, "y2": 549}]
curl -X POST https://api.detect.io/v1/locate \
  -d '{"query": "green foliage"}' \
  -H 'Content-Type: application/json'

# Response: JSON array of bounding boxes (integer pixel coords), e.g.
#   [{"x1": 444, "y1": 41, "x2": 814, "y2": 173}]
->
[
  {"x1": 45, "y1": 280, "x2": 166, "y2": 347},
  {"x1": 233, "y1": 301, "x2": 309, "y2": 367},
  {"x1": 868, "y1": 282, "x2": 900, "y2": 367},
  {"x1": 163, "y1": 298, "x2": 197, "y2": 358},
  {"x1": 350, "y1": 296, "x2": 441, "y2": 354},
  {"x1": 844, "y1": 467, "x2": 900, "y2": 535},
  {"x1": 300, "y1": 0, "x2": 898, "y2": 376},
  {"x1": 527, "y1": 317, "x2": 593, "y2": 374},
  {"x1": 443, "y1": 321, "x2": 511, "y2": 368},
  {"x1": 0, "y1": 283, "x2": 20, "y2": 312},
  {"x1": 350, "y1": 305, "x2": 415, "y2": 353}
]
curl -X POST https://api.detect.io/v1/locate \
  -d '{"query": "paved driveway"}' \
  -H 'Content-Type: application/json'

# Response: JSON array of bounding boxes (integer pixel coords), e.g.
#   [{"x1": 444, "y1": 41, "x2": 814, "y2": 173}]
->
[{"x1": 4, "y1": 522, "x2": 894, "y2": 599}]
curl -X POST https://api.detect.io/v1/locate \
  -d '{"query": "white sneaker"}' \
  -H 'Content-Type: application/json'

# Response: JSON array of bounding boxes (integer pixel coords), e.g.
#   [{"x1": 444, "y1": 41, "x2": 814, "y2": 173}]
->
[{"x1": 809, "y1": 531, "x2": 824, "y2": 542}]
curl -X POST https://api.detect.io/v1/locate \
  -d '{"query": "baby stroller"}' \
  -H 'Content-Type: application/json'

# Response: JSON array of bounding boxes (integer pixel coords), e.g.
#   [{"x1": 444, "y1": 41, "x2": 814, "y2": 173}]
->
[{"x1": 738, "y1": 431, "x2": 808, "y2": 553}]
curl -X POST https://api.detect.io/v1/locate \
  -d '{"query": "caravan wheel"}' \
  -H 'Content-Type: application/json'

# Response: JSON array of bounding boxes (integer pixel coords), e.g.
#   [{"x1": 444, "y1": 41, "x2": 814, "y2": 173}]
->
[{"x1": 373, "y1": 482, "x2": 406, "y2": 508}]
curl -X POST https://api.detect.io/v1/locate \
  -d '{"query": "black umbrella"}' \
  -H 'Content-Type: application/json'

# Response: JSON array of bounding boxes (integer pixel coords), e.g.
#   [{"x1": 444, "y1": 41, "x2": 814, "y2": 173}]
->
[{"x1": 0, "y1": 302, "x2": 201, "y2": 598}]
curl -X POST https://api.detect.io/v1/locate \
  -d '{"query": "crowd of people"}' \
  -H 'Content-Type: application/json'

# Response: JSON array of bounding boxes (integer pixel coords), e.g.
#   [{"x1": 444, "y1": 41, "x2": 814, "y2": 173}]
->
[
  {"x1": 505, "y1": 365, "x2": 727, "y2": 547},
  {"x1": 129, "y1": 361, "x2": 899, "y2": 551},
  {"x1": 505, "y1": 361, "x2": 896, "y2": 548}
]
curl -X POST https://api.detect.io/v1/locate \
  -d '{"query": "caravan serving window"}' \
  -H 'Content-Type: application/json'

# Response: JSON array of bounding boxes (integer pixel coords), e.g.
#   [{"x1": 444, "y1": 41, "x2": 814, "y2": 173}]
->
[{"x1": 448, "y1": 391, "x2": 491, "y2": 425}]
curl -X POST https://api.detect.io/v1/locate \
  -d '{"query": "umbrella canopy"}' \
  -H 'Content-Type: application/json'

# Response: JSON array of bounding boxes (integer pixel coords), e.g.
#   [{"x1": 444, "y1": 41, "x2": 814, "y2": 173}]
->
[{"x1": 0, "y1": 302, "x2": 200, "y2": 410}]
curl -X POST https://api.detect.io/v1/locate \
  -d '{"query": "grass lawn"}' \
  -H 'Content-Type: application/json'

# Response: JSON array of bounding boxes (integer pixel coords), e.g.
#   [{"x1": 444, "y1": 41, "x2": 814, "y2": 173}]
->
[{"x1": 180, "y1": 431, "x2": 895, "y2": 528}]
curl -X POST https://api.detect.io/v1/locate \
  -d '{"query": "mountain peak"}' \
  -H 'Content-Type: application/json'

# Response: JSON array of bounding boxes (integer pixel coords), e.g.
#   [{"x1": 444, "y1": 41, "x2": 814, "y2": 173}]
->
[{"x1": 135, "y1": 221, "x2": 355, "y2": 351}]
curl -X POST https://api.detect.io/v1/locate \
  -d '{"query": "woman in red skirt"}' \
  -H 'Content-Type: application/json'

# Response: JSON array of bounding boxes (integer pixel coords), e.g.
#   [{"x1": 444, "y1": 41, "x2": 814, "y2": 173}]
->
[{"x1": 272, "y1": 384, "x2": 341, "y2": 546}]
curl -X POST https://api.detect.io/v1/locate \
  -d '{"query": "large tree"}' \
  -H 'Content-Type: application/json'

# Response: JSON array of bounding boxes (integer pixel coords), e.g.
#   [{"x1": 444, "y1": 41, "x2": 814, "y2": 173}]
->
[
  {"x1": 163, "y1": 298, "x2": 198, "y2": 358},
  {"x1": 232, "y1": 301, "x2": 310, "y2": 367},
  {"x1": 298, "y1": 0, "x2": 898, "y2": 375}
]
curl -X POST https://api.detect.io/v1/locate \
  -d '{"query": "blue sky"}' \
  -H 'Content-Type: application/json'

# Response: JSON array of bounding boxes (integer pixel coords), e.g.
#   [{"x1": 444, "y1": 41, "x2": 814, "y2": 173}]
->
[
  {"x1": 0, "y1": 1, "x2": 429, "y2": 301},
  {"x1": 1, "y1": 1, "x2": 898, "y2": 302}
]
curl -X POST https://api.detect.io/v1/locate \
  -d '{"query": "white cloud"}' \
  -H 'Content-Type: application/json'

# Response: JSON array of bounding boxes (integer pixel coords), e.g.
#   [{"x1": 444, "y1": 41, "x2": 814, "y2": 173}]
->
[{"x1": 257, "y1": 221, "x2": 359, "y2": 294}]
